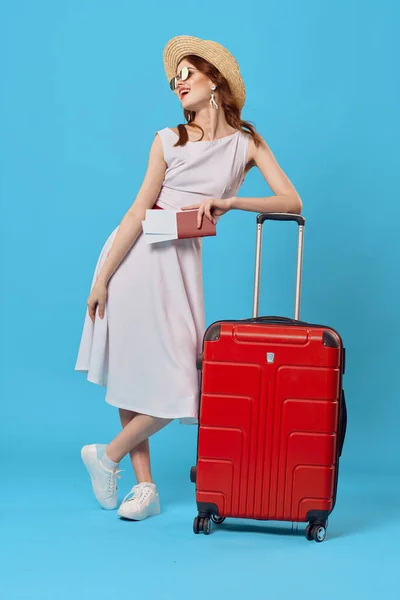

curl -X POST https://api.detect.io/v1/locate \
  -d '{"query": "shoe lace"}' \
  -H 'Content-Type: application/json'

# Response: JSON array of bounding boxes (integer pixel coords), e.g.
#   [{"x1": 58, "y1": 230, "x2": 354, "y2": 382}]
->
[
  {"x1": 107, "y1": 469, "x2": 123, "y2": 492},
  {"x1": 122, "y1": 484, "x2": 151, "y2": 506}
]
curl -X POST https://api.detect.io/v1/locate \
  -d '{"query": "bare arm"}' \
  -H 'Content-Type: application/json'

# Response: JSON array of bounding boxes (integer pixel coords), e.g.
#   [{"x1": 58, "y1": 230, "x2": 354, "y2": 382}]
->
[
  {"x1": 97, "y1": 134, "x2": 166, "y2": 286},
  {"x1": 230, "y1": 136, "x2": 302, "y2": 214},
  {"x1": 87, "y1": 134, "x2": 166, "y2": 321}
]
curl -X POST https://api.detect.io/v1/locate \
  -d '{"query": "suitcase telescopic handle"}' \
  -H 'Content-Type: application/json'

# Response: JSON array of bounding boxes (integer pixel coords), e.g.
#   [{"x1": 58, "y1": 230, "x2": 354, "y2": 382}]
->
[
  {"x1": 257, "y1": 213, "x2": 305, "y2": 226},
  {"x1": 253, "y1": 213, "x2": 306, "y2": 320}
]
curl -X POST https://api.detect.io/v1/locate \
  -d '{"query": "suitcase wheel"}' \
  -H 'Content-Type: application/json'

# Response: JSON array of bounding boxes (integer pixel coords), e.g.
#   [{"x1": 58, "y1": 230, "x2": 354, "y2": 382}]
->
[
  {"x1": 306, "y1": 523, "x2": 327, "y2": 543},
  {"x1": 211, "y1": 515, "x2": 226, "y2": 525},
  {"x1": 193, "y1": 516, "x2": 200, "y2": 534},
  {"x1": 193, "y1": 516, "x2": 211, "y2": 535}
]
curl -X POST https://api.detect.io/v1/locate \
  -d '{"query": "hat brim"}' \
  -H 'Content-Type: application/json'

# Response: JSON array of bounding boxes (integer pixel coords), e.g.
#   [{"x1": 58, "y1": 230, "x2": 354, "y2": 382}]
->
[{"x1": 163, "y1": 35, "x2": 246, "y2": 109}]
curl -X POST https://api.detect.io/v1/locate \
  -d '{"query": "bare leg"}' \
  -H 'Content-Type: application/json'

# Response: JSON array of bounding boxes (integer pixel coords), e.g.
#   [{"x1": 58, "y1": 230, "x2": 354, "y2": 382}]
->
[
  {"x1": 119, "y1": 409, "x2": 154, "y2": 484},
  {"x1": 106, "y1": 411, "x2": 172, "y2": 465}
]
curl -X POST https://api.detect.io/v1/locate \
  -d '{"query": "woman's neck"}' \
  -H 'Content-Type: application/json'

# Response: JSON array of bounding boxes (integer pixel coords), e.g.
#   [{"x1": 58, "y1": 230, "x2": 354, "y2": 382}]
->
[{"x1": 189, "y1": 106, "x2": 236, "y2": 141}]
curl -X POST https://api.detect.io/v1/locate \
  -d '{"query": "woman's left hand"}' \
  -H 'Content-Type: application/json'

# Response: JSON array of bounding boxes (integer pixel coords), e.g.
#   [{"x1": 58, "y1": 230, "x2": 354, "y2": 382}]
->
[{"x1": 181, "y1": 197, "x2": 234, "y2": 228}]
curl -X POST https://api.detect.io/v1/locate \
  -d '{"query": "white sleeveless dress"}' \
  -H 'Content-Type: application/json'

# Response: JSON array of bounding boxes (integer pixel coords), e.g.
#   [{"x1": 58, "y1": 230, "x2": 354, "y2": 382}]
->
[{"x1": 75, "y1": 128, "x2": 249, "y2": 423}]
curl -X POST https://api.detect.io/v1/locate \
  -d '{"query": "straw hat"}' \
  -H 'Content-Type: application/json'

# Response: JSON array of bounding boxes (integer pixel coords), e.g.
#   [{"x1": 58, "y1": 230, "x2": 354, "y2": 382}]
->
[{"x1": 163, "y1": 35, "x2": 246, "y2": 109}]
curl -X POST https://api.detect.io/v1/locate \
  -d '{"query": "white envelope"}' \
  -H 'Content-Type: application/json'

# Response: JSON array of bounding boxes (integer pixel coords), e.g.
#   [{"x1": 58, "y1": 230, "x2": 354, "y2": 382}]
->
[
  {"x1": 142, "y1": 209, "x2": 178, "y2": 244},
  {"x1": 142, "y1": 223, "x2": 176, "y2": 244}
]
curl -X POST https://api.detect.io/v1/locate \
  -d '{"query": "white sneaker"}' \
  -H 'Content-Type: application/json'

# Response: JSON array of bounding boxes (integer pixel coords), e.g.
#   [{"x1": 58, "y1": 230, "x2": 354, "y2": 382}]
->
[
  {"x1": 117, "y1": 483, "x2": 160, "y2": 521},
  {"x1": 81, "y1": 444, "x2": 121, "y2": 510}
]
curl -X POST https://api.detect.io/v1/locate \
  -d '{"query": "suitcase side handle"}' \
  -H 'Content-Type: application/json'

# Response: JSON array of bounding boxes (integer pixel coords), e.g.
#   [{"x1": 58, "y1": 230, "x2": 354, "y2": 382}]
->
[
  {"x1": 253, "y1": 213, "x2": 305, "y2": 319},
  {"x1": 338, "y1": 390, "x2": 347, "y2": 457}
]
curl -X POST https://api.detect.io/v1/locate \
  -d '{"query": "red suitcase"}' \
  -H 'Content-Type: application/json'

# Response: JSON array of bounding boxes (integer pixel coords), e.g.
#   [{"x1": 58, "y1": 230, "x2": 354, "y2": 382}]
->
[{"x1": 191, "y1": 213, "x2": 347, "y2": 542}]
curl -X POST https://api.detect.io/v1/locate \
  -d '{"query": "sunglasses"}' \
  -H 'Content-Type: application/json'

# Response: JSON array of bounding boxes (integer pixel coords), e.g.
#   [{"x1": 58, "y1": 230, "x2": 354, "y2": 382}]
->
[{"x1": 169, "y1": 67, "x2": 197, "y2": 91}]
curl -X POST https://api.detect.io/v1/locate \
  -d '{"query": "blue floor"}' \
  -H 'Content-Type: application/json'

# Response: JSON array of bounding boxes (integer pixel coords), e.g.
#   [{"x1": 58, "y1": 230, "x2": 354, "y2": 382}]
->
[{"x1": 2, "y1": 452, "x2": 399, "y2": 600}]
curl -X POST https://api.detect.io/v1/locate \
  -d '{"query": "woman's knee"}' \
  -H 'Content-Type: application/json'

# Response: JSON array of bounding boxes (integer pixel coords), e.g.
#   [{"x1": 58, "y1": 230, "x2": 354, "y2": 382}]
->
[{"x1": 119, "y1": 408, "x2": 138, "y2": 427}]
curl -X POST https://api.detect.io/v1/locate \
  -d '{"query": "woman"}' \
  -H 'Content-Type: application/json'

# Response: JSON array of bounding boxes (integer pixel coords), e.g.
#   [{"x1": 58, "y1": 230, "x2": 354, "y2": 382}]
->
[{"x1": 75, "y1": 35, "x2": 302, "y2": 521}]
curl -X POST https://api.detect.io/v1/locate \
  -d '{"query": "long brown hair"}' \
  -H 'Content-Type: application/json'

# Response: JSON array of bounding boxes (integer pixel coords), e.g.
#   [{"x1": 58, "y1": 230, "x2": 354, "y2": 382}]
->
[{"x1": 173, "y1": 55, "x2": 262, "y2": 147}]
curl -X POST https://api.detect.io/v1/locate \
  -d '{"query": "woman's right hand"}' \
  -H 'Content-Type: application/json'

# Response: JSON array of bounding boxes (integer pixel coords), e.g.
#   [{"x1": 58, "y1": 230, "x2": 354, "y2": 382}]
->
[{"x1": 87, "y1": 279, "x2": 108, "y2": 322}]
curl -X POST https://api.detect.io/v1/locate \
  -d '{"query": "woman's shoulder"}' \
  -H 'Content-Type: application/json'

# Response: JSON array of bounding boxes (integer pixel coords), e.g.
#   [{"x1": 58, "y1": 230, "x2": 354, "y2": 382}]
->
[
  {"x1": 156, "y1": 127, "x2": 178, "y2": 138},
  {"x1": 243, "y1": 129, "x2": 267, "y2": 162}
]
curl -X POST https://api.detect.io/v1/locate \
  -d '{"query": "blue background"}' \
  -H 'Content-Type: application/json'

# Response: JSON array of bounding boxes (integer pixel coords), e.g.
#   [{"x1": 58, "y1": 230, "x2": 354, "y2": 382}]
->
[{"x1": 1, "y1": 1, "x2": 399, "y2": 598}]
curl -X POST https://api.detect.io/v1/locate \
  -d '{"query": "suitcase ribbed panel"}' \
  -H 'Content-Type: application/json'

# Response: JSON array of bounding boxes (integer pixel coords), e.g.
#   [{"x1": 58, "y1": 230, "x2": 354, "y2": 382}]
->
[
  {"x1": 199, "y1": 361, "x2": 261, "y2": 517},
  {"x1": 274, "y1": 366, "x2": 340, "y2": 521}
]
